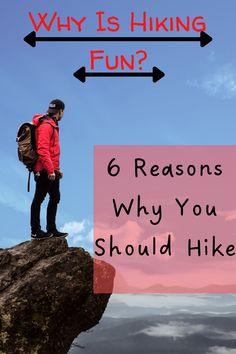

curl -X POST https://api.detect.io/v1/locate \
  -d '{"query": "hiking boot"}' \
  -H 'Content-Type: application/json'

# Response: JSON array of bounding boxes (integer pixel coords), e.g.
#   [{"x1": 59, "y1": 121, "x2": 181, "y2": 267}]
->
[
  {"x1": 31, "y1": 230, "x2": 53, "y2": 240},
  {"x1": 50, "y1": 230, "x2": 68, "y2": 238}
]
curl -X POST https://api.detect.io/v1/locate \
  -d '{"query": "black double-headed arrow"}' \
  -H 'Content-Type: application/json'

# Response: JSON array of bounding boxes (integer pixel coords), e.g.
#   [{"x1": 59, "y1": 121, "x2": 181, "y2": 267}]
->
[
  {"x1": 73, "y1": 66, "x2": 165, "y2": 83},
  {"x1": 24, "y1": 31, "x2": 212, "y2": 83},
  {"x1": 24, "y1": 30, "x2": 212, "y2": 48}
]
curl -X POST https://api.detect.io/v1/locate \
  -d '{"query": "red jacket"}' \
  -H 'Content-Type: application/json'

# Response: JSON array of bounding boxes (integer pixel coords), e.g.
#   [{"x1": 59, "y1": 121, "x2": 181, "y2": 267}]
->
[{"x1": 32, "y1": 114, "x2": 60, "y2": 175}]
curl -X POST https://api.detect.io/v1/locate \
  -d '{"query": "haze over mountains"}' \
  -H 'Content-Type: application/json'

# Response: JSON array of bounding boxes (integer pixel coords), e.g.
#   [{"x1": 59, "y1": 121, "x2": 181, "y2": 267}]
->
[{"x1": 68, "y1": 294, "x2": 236, "y2": 354}]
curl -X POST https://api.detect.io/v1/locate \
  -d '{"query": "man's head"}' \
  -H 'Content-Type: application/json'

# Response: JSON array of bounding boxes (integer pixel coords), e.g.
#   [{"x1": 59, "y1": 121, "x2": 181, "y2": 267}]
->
[{"x1": 47, "y1": 99, "x2": 65, "y2": 121}]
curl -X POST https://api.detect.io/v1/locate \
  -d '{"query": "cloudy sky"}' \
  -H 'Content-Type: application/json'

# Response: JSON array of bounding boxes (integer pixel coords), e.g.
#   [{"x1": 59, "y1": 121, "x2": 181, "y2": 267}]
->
[
  {"x1": 1, "y1": 0, "x2": 236, "y2": 283},
  {"x1": 1, "y1": 0, "x2": 236, "y2": 250}
]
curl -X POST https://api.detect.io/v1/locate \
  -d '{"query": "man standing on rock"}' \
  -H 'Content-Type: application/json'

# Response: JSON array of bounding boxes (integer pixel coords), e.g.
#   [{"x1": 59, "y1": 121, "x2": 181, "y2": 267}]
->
[{"x1": 30, "y1": 99, "x2": 68, "y2": 240}]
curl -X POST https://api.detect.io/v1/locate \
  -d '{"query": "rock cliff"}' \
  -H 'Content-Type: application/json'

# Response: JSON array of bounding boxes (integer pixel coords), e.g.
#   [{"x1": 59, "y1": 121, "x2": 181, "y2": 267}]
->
[{"x1": 0, "y1": 238, "x2": 114, "y2": 354}]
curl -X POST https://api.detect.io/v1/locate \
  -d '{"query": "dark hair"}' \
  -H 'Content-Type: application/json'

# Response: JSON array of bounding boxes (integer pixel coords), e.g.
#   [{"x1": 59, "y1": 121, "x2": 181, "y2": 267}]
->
[{"x1": 47, "y1": 112, "x2": 57, "y2": 117}]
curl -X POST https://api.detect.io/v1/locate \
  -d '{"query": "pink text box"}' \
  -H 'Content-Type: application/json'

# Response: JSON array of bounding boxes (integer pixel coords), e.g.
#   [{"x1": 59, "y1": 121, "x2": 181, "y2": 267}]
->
[{"x1": 94, "y1": 146, "x2": 236, "y2": 293}]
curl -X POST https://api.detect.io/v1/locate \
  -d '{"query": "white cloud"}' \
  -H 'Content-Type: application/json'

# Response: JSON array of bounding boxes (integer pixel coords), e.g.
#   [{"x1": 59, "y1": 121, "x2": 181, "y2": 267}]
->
[
  {"x1": 60, "y1": 220, "x2": 93, "y2": 253},
  {"x1": 139, "y1": 321, "x2": 206, "y2": 339},
  {"x1": 187, "y1": 64, "x2": 236, "y2": 99},
  {"x1": 206, "y1": 347, "x2": 236, "y2": 354},
  {"x1": 60, "y1": 220, "x2": 86, "y2": 235},
  {"x1": 207, "y1": 329, "x2": 236, "y2": 341},
  {"x1": 139, "y1": 321, "x2": 236, "y2": 343},
  {"x1": 86, "y1": 228, "x2": 93, "y2": 243}
]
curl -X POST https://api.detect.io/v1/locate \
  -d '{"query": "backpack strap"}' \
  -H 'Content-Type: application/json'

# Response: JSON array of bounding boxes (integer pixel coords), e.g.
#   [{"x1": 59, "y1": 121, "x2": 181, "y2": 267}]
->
[
  {"x1": 27, "y1": 171, "x2": 31, "y2": 192},
  {"x1": 38, "y1": 115, "x2": 55, "y2": 140}
]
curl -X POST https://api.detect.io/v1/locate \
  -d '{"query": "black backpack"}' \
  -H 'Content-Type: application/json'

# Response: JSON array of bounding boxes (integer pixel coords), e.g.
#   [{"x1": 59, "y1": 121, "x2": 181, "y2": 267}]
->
[{"x1": 16, "y1": 115, "x2": 50, "y2": 192}]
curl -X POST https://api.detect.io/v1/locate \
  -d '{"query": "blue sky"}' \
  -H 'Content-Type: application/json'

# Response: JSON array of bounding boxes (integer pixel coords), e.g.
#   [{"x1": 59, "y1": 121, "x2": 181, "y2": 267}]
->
[{"x1": 1, "y1": 0, "x2": 236, "y2": 249}]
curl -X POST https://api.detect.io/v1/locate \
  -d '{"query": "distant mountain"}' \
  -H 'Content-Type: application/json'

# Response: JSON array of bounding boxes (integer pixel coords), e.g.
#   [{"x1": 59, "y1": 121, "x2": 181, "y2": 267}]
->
[
  {"x1": 145, "y1": 283, "x2": 236, "y2": 293},
  {"x1": 104, "y1": 299, "x2": 236, "y2": 317}
]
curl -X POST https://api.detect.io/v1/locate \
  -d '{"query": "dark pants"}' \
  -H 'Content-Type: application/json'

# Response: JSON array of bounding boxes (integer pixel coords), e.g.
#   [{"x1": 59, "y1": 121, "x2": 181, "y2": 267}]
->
[{"x1": 30, "y1": 170, "x2": 60, "y2": 233}]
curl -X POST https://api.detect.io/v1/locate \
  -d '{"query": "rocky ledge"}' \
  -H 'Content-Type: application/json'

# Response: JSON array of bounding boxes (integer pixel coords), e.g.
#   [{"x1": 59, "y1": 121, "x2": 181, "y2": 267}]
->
[{"x1": 0, "y1": 238, "x2": 115, "y2": 354}]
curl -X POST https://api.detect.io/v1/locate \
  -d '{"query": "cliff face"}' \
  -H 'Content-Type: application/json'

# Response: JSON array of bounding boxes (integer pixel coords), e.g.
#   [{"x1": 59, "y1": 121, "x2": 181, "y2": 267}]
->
[{"x1": 0, "y1": 238, "x2": 115, "y2": 354}]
